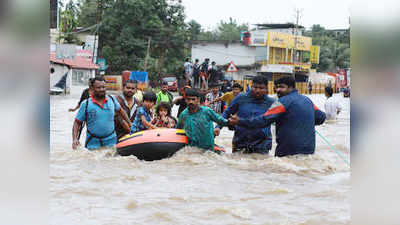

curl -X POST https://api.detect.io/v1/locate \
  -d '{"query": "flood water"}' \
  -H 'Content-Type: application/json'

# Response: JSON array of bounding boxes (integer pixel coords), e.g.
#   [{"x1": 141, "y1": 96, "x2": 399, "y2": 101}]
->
[{"x1": 50, "y1": 86, "x2": 350, "y2": 225}]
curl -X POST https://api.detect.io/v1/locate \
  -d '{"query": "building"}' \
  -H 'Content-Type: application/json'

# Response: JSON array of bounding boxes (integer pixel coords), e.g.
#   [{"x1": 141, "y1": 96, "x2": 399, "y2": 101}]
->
[
  {"x1": 50, "y1": 49, "x2": 99, "y2": 94},
  {"x1": 191, "y1": 40, "x2": 257, "y2": 81},
  {"x1": 191, "y1": 23, "x2": 319, "y2": 83},
  {"x1": 249, "y1": 23, "x2": 313, "y2": 82}
]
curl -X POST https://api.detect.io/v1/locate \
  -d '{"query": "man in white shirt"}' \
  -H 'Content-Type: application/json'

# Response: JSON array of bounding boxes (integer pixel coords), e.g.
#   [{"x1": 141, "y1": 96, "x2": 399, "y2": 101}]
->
[
  {"x1": 184, "y1": 57, "x2": 193, "y2": 85},
  {"x1": 324, "y1": 86, "x2": 342, "y2": 120}
]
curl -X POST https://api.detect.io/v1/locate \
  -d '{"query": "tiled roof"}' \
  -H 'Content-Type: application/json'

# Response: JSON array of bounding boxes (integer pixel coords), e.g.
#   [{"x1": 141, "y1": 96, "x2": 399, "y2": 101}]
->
[{"x1": 50, "y1": 50, "x2": 99, "y2": 70}]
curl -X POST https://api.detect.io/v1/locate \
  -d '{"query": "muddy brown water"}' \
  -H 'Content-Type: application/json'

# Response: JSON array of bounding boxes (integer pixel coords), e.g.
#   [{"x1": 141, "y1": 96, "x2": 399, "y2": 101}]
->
[{"x1": 51, "y1": 86, "x2": 350, "y2": 225}]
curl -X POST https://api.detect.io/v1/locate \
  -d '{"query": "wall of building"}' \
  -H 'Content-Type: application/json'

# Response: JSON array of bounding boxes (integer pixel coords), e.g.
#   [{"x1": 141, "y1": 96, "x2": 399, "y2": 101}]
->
[
  {"x1": 71, "y1": 69, "x2": 95, "y2": 86},
  {"x1": 192, "y1": 42, "x2": 256, "y2": 66},
  {"x1": 50, "y1": 63, "x2": 68, "y2": 88}
]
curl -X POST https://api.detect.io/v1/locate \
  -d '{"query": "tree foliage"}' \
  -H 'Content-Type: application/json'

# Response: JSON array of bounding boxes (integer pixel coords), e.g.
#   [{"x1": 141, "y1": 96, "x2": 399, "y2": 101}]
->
[
  {"x1": 82, "y1": 0, "x2": 188, "y2": 83},
  {"x1": 304, "y1": 24, "x2": 350, "y2": 72},
  {"x1": 195, "y1": 18, "x2": 248, "y2": 41},
  {"x1": 59, "y1": 0, "x2": 81, "y2": 44},
  {"x1": 215, "y1": 18, "x2": 248, "y2": 41}
]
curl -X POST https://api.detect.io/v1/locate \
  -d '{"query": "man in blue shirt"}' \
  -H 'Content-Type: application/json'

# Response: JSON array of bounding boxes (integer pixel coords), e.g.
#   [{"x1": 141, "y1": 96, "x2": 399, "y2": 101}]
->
[
  {"x1": 229, "y1": 76, "x2": 326, "y2": 157},
  {"x1": 72, "y1": 77, "x2": 131, "y2": 150},
  {"x1": 214, "y1": 75, "x2": 275, "y2": 154}
]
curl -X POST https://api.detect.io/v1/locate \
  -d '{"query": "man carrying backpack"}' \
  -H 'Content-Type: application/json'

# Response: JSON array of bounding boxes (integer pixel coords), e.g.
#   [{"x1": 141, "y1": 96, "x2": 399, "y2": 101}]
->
[
  {"x1": 72, "y1": 77, "x2": 131, "y2": 150},
  {"x1": 192, "y1": 59, "x2": 200, "y2": 88},
  {"x1": 200, "y1": 58, "x2": 210, "y2": 89}
]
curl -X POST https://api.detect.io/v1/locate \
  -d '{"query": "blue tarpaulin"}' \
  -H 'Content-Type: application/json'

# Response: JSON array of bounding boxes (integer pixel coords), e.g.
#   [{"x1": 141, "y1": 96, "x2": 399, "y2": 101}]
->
[{"x1": 130, "y1": 71, "x2": 148, "y2": 83}]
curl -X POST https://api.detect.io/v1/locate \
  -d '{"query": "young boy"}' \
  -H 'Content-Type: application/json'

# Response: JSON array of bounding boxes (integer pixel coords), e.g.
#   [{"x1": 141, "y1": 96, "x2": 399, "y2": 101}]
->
[
  {"x1": 177, "y1": 88, "x2": 231, "y2": 151},
  {"x1": 324, "y1": 86, "x2": 342, "y2": 120},
  {"x1": 130, "y1": 91, "x2": 157, "y2": 133},
  {"x1": 156, "y1": 81, "x2": 173, "y2": 106}
]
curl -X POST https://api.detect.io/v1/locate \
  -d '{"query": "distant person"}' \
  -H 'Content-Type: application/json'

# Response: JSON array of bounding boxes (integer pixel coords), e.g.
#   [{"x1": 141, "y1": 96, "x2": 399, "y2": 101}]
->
[
  {"x1": 114, "y1": 80, "x2": 141, "y2": 139},
  {"x1": 184, "y1": 57, "x2": 193, "y2": 85},
  {"x1": 308, "y1": 81, "x2": 313, "y2": 94},
  {"x1": 208, "y1": 61, "x2": 218, "y2": 84},
  {"x1": 216, "y1": 68, "x2": 224, "y2": 83},
  {"x1": 132, "y1": 80, "x2": 143, "y2": 103},
  {"x1": 327, "y1": 80, "x2": 332, "y2": 88},
  {"x1": 324, "y1": 86, "x2": 342, "y2": 120},
  {"x1": 130, "y1": 91, "x2": 157, "y2": 133},
  {"x1": 72, "y1": 77, "x2": 131, "y2": 150},
  {"x1": 215, "y1": 76, "x2": 274, "y2": 154},
  {"x1": 343, "y1": 86, "x2": 350, "y2": 98},
  {"x1": 156, "y1": 81, "x2": 173, "y2": 106},
  {"x1": 199, "y1": 88, "x2": 209, "y2": 106},
  {"x1": 212, "y1": 82, "x2": 243, "y2": 107},
  {"x1": 177, "y1": 88, "x2": 231, "y2": 151},
  {"x1": 229, "y1": 76, "x2": 326, "y2": 157},
  {"x1": 206, "y1": 83, "x2": 224, "y2": 114},
  {"x1": 221, "y1": 79, "x2": 232, "y2": 93},
  {"x1": 200, "y1": 58, "x2": 210, "y2": 89},
  {"x1": 192, "y1": 59, "x2": 200, "y2": 88},
  {"x1": 246, "y1": 83, "x2": 251, "y2": 93},
  {"x1": 68, "y1": 78, "x2": 94, "y2": 112},
  {"x1": 173, "y1": 85, "x2": 191, "y2": 118},
  {"x1": 151, "y1": 101, "x2": 176, "y2": 128}
]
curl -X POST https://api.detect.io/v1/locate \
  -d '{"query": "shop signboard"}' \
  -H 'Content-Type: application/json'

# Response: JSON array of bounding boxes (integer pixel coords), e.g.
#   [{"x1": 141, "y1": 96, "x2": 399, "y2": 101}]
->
[
  {"x1": 267, "y1": 32, "x2": 289, "y2": 48},
  {"x1": 310, "y1": 45, "x2": 320, "y2": 64}
]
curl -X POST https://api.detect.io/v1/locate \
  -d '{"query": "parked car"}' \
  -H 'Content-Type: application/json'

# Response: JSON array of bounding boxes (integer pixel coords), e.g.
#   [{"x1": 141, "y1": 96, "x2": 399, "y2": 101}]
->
[{"x1": 162, "y1": 76, "x2": 178, "y2": 92}]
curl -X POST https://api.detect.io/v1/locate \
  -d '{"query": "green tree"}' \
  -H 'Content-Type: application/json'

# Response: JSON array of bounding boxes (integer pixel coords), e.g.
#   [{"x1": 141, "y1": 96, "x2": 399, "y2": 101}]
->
[
  {"x1": 216, "y1": 18, "x2": 248, "y2": 41},
  {"x1": 97, "y1": 0, "x2": 187, "y2": 83},
  {"x1": 59, "y1": 0, "x2": 80, "y2": 44},
  {"x1": 305, "y1": 24, "x2": 350, "y2": 72},
  {"x1": 186, "y1": 19, "x2": 202, "y2": 41}
]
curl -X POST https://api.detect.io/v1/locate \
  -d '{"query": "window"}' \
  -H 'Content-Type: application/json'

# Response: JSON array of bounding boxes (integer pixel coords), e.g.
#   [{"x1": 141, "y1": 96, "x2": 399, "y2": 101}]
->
[{"x1": 72, "y1": 69, "x2": 91, "y2": 86}]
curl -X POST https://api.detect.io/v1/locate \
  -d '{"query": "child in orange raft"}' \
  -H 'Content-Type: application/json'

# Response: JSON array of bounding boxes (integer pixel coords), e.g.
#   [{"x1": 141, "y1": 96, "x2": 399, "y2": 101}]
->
[{"x1": 151, "y1": 102, "x2": 176, "y2": 128}]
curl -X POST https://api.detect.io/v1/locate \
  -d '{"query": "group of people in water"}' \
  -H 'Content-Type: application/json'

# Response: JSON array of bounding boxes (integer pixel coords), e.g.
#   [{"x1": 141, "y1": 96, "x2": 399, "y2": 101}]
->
[{"x1": 71, "y1": 73, "x2": 345, "y2": 158}]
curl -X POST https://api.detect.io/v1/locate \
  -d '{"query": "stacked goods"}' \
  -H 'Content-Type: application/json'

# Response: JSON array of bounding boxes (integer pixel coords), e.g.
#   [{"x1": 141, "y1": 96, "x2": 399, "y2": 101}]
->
[
  {"x1": 104, "y1": 75, "x2": 122, "y2": 91},
  {"x1": 268, "y1": 81, "x2": 274, "y2": 95}
]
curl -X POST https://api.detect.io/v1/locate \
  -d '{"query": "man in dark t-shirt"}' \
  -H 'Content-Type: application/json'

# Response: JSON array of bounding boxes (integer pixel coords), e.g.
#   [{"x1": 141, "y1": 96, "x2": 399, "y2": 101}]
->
[
  {"x1": 173, "y1": 86, "x2": 191, "y2": 118},
  {"x1": 68, "y1": 78, "x2": 94, "y2": 112}
]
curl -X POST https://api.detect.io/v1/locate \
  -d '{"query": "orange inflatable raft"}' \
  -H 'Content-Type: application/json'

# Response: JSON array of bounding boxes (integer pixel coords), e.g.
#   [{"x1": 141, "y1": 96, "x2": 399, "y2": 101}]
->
[{"x1": 117, "y1": 128, "x2": 224, "y2": 161}]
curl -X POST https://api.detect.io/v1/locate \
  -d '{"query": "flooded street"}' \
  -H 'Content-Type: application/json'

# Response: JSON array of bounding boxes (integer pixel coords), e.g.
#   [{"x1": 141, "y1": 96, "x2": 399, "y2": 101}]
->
[{"x1": 50, "y1": 86, "x2": 350, "y2": 225}]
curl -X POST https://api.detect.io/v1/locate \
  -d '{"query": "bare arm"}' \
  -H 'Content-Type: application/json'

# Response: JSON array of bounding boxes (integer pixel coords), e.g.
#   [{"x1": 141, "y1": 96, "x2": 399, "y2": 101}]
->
[
  {"x1": 72, "y1": 119, "x2": 82, "y2": 149},
  {"x1": 141, "y1": 115, "x2": 156, "y2": 129},
  {"x1": 69, "y1": 104, "x2": 80, "y2": 112},
  {"x1": 173, "y1": 96, "x2": 184, "y2": 105},
  {"x1": 167, "y1": 117, "x2": 176, "y2": 128}
]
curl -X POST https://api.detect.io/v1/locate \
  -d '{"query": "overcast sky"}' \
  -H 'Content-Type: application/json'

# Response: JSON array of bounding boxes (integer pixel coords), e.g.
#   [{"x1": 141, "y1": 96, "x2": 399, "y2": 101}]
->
[
  {"x1": 181, "y1": 0, "x2": 350, "y2": 30},
  {"x1": 61, "y1": 0, "x2": 350, "y2": 30}
]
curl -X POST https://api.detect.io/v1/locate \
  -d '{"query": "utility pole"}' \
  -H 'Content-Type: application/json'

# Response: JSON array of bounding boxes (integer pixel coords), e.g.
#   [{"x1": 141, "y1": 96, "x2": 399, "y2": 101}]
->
[
  {"x1": 144, "y1": 36, "x2": 152, "y2": 71},
  {"x1": 93, "y1": 0, "x2": 104, "y2": 66},
  {"x1": 292, "y1": 8, "x2": 301, "y2": 78}
]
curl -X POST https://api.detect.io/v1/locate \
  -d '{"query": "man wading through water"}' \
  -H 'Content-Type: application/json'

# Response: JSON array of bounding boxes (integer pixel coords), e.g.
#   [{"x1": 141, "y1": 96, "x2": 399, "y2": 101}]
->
[
  {"x1": 72, "y1": 77, "x2": 131, "y2": 150},
  {"x1": 229, "y1": 76, "x2": 326, "y2": 157},
  {"x1": 114, "y1": 80, "x2": 141, "y2": 139}
]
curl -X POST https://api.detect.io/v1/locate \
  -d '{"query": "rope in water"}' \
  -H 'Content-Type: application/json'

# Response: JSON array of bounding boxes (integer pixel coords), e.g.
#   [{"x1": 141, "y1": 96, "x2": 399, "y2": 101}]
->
[{"x1": 316, "y1": 130, "x2": 350, "y2": 167}]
